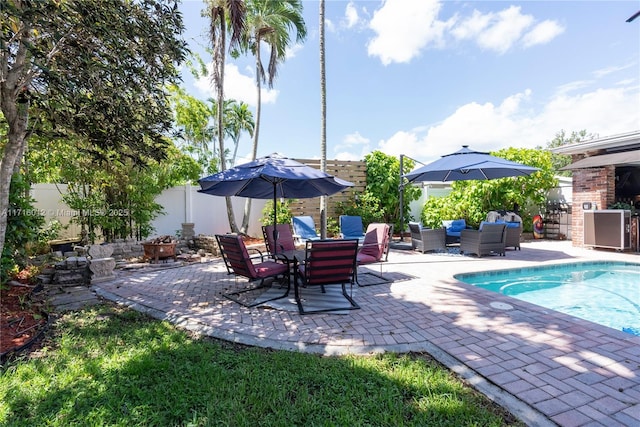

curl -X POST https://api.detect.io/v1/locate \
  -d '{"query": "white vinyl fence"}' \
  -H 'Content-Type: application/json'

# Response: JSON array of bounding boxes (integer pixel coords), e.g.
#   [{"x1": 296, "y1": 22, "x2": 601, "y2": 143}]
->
[{"x1": 31, "y1": 183, "x2": 267, "y2": 241}]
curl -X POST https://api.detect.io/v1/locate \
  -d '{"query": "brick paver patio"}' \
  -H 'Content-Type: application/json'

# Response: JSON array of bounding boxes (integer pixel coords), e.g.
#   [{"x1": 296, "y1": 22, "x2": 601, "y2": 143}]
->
[{"x1": 94, "y1": 240, "x2": 640, "y2": 427}]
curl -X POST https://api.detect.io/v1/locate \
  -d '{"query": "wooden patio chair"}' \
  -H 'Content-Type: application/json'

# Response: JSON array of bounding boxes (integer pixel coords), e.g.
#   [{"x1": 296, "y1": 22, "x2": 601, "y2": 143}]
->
[
  {"x1": 215, "y1": 234, "x2": 290, "y2": 307},
  {"x1": 294, "y1": 239, "x2": 360, "y2": 315}
]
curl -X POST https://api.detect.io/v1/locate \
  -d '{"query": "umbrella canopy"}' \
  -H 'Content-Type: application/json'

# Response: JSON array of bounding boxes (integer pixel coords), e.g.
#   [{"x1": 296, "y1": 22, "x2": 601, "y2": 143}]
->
[
  {"x1": 403, "y1": 146, "x2": 539, "y2": 183},
  {"x1": 199, "y1": 153, "x2": 353, "y2": 199},
  {"x1": 198, "y1": 153, "x2": 354, "y2": 242}
]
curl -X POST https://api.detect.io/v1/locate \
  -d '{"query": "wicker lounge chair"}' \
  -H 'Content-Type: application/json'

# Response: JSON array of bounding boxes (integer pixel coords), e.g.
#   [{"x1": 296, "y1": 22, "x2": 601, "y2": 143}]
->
[
  {"x1": 459, "y1": 223, "x2": 507, "y2": 257},
  {"x1": 504, "y1": 221, "x2": 522, "y2": 250},
  {"x1": 408, "y1": 222, "x2": 446, "y2": 253},
  {"x1": 442, "y1": 219, "x2": 468, "y2": 245}
]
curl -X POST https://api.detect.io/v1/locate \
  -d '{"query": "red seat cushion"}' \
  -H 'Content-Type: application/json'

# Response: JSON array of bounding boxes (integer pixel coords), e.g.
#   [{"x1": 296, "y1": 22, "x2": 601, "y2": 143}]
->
[{"x1": 254, "y1": 261, "x2": 288, "y2": 278}]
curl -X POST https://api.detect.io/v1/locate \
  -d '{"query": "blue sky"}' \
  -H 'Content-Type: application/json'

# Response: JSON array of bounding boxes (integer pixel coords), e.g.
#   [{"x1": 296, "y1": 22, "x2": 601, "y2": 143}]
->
[{"x1": 179, "y1": 0, "x2": 640, "y2": 165}]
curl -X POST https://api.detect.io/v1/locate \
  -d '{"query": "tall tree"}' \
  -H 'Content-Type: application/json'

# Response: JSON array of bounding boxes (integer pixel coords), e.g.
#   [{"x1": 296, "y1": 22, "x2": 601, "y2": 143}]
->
[
  {"x1": 319, "y1": 0, "x2": 327, "y2": 238},
  {"x1": 240, "y1": 0, "x2": 306, "y2": 232},
  {"x1": 538, "y1": 129, "x2": 594, "y2": 176},
  {"x1": 168, "y1": 84, "x2": 218, "y2": 175},
  {"x1": 225, "y1": 100, "x2": 255, "y2": 167},
  {"x1": 206, "y1": 0, "x2": 246, "y2": 233},
  {"x1": 0, "y1": 0, "x2": 187, "y2": 260}
]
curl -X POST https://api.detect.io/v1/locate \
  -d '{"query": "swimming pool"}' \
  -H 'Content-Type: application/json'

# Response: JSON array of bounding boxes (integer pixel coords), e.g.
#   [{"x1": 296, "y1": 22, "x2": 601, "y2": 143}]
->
[{"x1": 455, "y1": 261, "x2": 640, "y2": 336}]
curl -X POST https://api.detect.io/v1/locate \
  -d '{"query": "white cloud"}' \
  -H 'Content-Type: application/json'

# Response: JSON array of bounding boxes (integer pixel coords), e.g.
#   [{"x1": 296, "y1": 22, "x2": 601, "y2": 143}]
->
[
  {"x1": 335, "y1": 151, "x2": 363, "y2": 161},
  {"x1": 593, "y1": 62, "x2": 637, "y2": 78},
  {"x1": 285, "y1": 43, "x2": 303, "y2": 59},
  {"x1": 344, "y1": 2, "x2": 360, "y2": 29},
  {"x1": 451, "y1": 5, "x2": 563, "y2": 53},
  {"x1": 375, "y1": 83, "x2": 639, "y2": 163},
  {"x1": 365, "y1": 2, "x2": 564, "y2": 64},
  {"x1": 522, "y1": 20, "x2": 565, "y2": 48},
  {"x1": 367, "y1": 0, "x2": 447, "y2": 65},
  {"x1": 194, "y1": 63, "x2": 278, "y2": 107},
  {"x1": 335, "y1": 131, "x2": 370, "y2": 160},
  {"x1": 451, "y1": 6, "x2": 564, "y2": 54},
  {"x1": 342, "y1": 131, "x2": 370, "y2": 146},
  {"x1": 555, "y1": 80, "x2": 595, "y2": 96},
  {"x1": 476, "y1": 6, "x2": 533, "y2": 53},
  {"x1": 325, "y1": 18, "x2": 336, "y2": 33}
]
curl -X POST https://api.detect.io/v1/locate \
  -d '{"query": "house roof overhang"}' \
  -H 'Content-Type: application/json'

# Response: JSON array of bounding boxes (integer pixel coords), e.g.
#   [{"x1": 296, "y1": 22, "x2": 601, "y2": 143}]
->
[
  {"x1": 560, "y1": 149, "x2": 640, "y2": 170},
  {"x1": 551, "y1": 130, "x2": 640, "y2": 155}
]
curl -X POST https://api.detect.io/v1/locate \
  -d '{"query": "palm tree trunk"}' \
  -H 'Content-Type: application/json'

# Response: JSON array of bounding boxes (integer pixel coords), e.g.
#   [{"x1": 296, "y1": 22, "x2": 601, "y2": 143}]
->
[
  {"x1": 319, "y1": 0, "x2": 327, "y2": 238},
  {"x1": 241, "y1": 42, "x2": 263, "y2": 233},
  {"x1": 213, "y1": 5, "x2": 239, "y2": 233}
]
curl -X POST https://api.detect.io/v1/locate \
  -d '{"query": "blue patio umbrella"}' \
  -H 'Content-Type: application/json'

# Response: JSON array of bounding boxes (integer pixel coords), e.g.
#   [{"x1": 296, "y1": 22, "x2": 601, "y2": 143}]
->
[
  {"x1": 403, "y1": 145, "x2": 539, "y2": 183},
  {"x1": 198, "y1": 153, "x2": 354, "y2": 244}
]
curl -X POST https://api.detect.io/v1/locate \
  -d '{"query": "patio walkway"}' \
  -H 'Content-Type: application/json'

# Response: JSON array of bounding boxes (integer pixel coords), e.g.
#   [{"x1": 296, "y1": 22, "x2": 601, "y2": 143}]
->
[{"x1": 93, "y1": 240, "x2": 640, "y2": 427}]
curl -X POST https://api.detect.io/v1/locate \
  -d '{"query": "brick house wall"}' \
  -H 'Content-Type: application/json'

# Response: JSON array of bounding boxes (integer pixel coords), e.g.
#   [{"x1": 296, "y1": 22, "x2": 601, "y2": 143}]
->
[
  {"x1": 570, "y1": 161, "x2": 616, "y2": 247},
  {"x1": 552, "y1": 131, "x2": 640, "y2": 250}
]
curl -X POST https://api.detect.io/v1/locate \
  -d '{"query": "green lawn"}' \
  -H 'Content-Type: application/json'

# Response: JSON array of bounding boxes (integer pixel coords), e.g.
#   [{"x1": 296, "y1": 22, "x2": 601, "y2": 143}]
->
[{"x1": 1, "y1": 304, "x2": 523, "y2": 426}]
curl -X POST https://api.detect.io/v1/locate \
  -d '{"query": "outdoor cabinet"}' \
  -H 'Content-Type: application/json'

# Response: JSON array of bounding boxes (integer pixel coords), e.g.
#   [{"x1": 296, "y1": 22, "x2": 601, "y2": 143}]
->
[{"x1": 583, "y1": 210, "x2": 631, "y2": 250}]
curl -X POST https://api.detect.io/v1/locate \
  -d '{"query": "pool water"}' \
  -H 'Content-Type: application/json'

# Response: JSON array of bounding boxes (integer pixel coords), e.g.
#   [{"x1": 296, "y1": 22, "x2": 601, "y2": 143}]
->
[{"x1": 455, "y1": 261, "x2": 640, "y2": 336}]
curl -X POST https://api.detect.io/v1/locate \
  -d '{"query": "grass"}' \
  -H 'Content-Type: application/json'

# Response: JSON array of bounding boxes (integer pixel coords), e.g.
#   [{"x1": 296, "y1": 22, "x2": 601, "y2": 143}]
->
[{"x1": 0, "y1": 304, "x2": 524, "y2": 426}]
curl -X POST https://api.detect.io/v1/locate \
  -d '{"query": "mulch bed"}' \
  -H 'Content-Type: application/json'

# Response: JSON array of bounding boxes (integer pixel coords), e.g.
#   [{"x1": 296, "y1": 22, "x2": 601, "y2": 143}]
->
[{"x1": 0, "y1": 282, "x2": 49, "y2": 360}]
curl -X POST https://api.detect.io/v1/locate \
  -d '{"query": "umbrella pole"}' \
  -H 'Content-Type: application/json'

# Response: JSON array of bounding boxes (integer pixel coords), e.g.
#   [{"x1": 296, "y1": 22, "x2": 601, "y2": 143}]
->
[
  {"x1": 273, "y1": 186, "x2": 279, "y2": 254},
  {"x1": 399, "y1": 154, "x2": 404, "y2": 242}
]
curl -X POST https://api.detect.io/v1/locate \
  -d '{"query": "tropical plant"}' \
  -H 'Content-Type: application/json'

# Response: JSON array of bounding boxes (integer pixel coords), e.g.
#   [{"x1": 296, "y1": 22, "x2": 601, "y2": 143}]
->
[
  {"x1": 169, "y1": 83, "x2": 254, "y2": 175},
  {"x1": 260, "y1": 199, "x2": 294, "y2": 226},
  {"x1": 420, "y1": 148, "x2": 557, "y2": 231},
  {"x1": 0, "y1": 0, "x2": 188, "y2": 261},
  {"x1": 206, "y1": 0, "x2": 246, "y2": 233},
  {"x1": 27, "y1": 135, "x2": 200, "y2": 243},
  {"x1": 226, "y1": 100, "x2": 255, "y2": 167},
  {"x1": 335, "y1": 193, "x2": 386, "y2": 229},
  {"x1": 1, "y1": 173, "x2": 45, "y2": 283},
  {"x1": 168, "y1": 84, "x2": 218, "y2": 175},
  {"x1": 362, "y1": 151, "x2": 421, "y2": 232}
]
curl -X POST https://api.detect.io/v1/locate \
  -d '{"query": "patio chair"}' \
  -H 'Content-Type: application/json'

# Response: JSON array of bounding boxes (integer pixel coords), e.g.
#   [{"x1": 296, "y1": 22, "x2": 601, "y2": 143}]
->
[
  {"x1": 215, "y1": 234, "x2": 290, "y2": 307},
  {"x1": 484, "y1": 213, "x2": 522, "y2": 251},
  {"x1": 408, "y1": 222, "x2": 446, "y2": 253},
  {"x1": 339, "y1": 215, "x2": 365, "y2": 243},
  {"x1": 459, "y1": 223, "x2": 507, "y2": 257},
  {"x1": 294, "y1": 239, "x2": 360, "y2": 314},
  {"x1": 262, "y1": 224, "x2": 297, "y2": 256},
  {"x1": 442, "y1": 219, "x2": 468, "y2": 245},
  {"x1": 504, "y1": 221, "x2": 522, "y2": 250},
  {"x1": 356, "y1": 223, "x2": 392, "y2": 286},
  {"x1": 292, "y1": 215, "x2": 321, "y2": 244}
]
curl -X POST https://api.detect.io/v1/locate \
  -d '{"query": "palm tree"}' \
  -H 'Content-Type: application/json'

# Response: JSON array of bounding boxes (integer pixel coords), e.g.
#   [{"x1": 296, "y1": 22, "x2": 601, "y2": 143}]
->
[
  {"x1": 240, "y1": 0, "x2": 307, "y2": 229},
  {"x1": 319, "y1": 0, "x2": 327, "y2": 238},
  {"x1": 225, "y1": 100, "x2": 255, "y2": 168},
  {"x1": 206, "y1": 0, "x2": 246, "y2": 233}
]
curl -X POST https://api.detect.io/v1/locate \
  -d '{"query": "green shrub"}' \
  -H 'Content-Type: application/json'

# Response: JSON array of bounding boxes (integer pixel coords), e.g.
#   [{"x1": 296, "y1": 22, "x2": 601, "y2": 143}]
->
[{"x1": 260, "y1": 199, "x2": 294, "y2": 226}]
